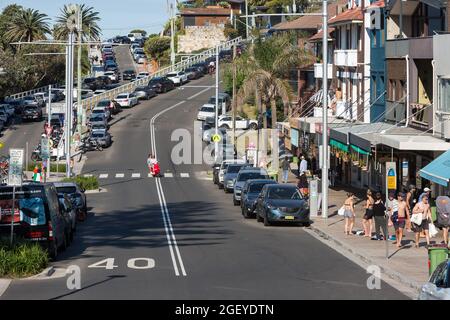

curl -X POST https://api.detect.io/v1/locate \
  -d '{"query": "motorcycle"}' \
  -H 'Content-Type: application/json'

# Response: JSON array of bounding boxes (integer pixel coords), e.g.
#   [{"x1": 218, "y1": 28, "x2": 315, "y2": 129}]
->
[{"x1": 80, "y1": 137, "x2": 103, "y2": 154}]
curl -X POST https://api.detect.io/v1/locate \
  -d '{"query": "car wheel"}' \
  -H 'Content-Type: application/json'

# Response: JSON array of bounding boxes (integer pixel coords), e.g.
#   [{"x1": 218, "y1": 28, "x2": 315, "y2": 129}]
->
[
  {"x1": 256, "y1": 211, "x2": 263, "y2": 223},
  {"x1": 48, "y1": 240, "x2": 58, "y2": 260},
  {"x1": 62, "y1": 232, "x2": 68, "y2": 251},
  {"x1": 302, "y1": 222, "x2": 311, "y2": 228},
  {"x1": 220, "y1": 125, "x2": 230, "y2": 130},
  {"x1": 243, "y1": 208, "x2": 250, "y2": 219},
  {"x1": 233, "y1": 197, "x2": 239, "y2": 206},
  {"x1": 263, "y1": 215, "x2": 271, "y2": 227},
  {"x1": 218, "y1": 183, "x2": 223, "y2": 190}
]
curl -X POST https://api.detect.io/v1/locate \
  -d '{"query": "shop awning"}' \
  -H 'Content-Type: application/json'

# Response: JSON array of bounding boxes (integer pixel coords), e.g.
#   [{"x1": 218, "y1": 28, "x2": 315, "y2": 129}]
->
[
  {"x1": 419, "y1": 149, "x2": 450, "y2": 187},
  {"x1": 330, "y1": 138, "x2": 349, "y2": 152},
  {"x1": 351, "y1": 144, "x2": 370, "y2": 155}
]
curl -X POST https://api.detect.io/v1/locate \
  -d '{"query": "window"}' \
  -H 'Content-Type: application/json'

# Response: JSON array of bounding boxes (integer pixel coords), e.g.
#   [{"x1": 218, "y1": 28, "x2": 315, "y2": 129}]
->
[
  {"x1": 372, "y1": 76, "x2": 377, "y2": 102},
  {"x1": 439, "y1": 78, "x2": 450, "y2": 113},
  {"x1": 371, "y1": 30, "x2": 377, "y2": 48}
]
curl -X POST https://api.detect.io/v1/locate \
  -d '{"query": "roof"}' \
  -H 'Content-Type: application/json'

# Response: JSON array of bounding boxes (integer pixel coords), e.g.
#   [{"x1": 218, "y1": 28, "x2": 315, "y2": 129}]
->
[
  {"x1": 309, "y1": 27, "x2": 335, "y2": 41},
  {"x1": 271, "y1": 1, "x2": 345, "y2": 31},
  {"x1": 328, "y1": 7, "x2": 364, "y2": 26},
  {"x1": 366, "y1": 0, "x2": 385, "y2": 9},
  {"x1": 180, "y1": 7, "x2": 233, "y2": 16}
]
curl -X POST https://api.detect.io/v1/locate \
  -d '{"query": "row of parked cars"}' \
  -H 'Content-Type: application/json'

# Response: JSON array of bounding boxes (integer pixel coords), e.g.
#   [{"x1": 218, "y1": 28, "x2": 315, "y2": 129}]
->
[
  {"x1": 211, "y1": 159, "x2": 310, "y2": 227},
  {"x1": 0, "y1": 181, "x2": 88, "y2": 259}
]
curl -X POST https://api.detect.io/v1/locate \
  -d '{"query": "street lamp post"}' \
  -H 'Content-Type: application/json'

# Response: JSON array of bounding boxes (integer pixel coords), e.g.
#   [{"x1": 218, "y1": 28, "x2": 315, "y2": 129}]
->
[
  {"x1": 245, "y1": 0, "x2": 249, "y2": 39},
  {"x1": 214, "y1": 46, "x2": 220, "y2": 163},
  {"x1": 65, "y1": 31, "x2": 75, "y2": 178},
  {"x1": 321, "y1": 0, "x2": 329, "y2": 220},
  {"x1": 77, "y1": 5, "x2": 83, "y2": 136}
]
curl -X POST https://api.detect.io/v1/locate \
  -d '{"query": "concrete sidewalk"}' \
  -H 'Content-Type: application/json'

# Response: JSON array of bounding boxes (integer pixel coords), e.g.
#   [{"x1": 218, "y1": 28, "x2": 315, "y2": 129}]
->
[{"x1": 282, "y1": 170, "x2": 445, "y2": 298}]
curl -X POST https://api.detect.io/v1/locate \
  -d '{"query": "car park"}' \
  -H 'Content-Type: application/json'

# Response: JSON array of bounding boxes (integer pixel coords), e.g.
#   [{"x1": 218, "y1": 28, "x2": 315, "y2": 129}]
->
[
  {"x1": 147, "y1": 77, "x2": 175, "y2": 93},
  {"x1": 166, "y1": 71, "x2": 188, "y2": 86},
  {"x1": 223, "y1": 163, "x2": 249, "y2": 193},
  {"x1": 419, "y1": 260, "x2": 450, "y2": 300},
  {"x1": 197, "y1": 104, "x2": 216, "y2": 121},
  {"x1": 115, "y1": 92, "x2": 138, "y2": 108},
  {"x1": 255, "y1": 184, "x2": 310, "y2": 227},
  {"x1": 133, "y1": 86, "x2": 156, "y2": 100},
  {"x1": 241, "y1": 180, "x2": 278, "y2": 218},
  {"x1": 233, "y1": 168, "x2": 269, "y2": 205},
  {"x1": 218, "y1": 115, "x2": 258, "y2": 130},
  {"x1": 122, "y1": 69, "x2": 136, "y2": 81},
  {"x1": 0, "y1": 183, "x2": 68, "y2": 259}
]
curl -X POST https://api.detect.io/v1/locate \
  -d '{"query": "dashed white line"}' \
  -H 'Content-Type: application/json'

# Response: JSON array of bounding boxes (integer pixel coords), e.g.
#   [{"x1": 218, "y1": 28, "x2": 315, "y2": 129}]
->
[
  {"x1": 132, "y1": 173, "x2": 141, "y2": 178},
  {"x1": 180, "y1": 173, "x2": 190, "y2": 178},
  {"x1": 164, "y1": 172, "x2": 174, "y2": 178},
  {"x1": 115, "y1": 173, "x2": 125, "y2": 178},
  {"x1": 99, "y1": 174, "x2": 109, "y2": 179},
  {"x1": 83, "y1": 174, "x2": 93, "y2": 177}
]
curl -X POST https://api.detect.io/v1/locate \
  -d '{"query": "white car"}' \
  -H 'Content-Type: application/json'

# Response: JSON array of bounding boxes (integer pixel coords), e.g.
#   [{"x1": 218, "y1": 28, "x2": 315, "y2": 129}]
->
[
  {"x1": 166, "y1": 71, "x2": 188, "y2": 86},
  {"x1": 218, "y1": 115, "x2": 258, "y2": 130},
  {"x1": 197, "y1": 104, "x2": 216, "y2": 121},
  {"x1": 104, "y1": 71, "x2": 118, "y2": 83},
  {"x1": 94, "y1": 89, "x2": 106, "y2": 95},
  {"x1": 136, "y1": 72, "x2": 150, "y2": 80},
  {"x1": 115, "y1": 93, "x2": 138, "y2": 108},
  {"x1": 218, "y1": 159, "x2": 246, "y2": 188}
]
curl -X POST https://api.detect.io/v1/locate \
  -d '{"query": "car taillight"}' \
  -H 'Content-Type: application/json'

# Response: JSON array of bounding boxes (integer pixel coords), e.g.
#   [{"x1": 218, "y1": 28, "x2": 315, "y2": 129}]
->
[
  {"x1": 26, "y1": 231, "x2": 45, "y2": 239},
  {"x1": 48, "y1": 222, "x2": 54, "y2": 240}
]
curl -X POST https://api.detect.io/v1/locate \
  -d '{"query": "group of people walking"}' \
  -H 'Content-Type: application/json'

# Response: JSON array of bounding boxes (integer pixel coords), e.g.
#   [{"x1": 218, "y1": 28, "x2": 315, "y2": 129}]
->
[{"x1": 342, "y1": 185, "x2": 449, "y2": 249}]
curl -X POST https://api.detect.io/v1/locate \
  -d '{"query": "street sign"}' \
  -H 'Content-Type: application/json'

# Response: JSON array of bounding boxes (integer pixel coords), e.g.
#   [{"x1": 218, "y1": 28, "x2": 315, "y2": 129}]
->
[
  {"x1": 8, "y1": 148, "x2": 24, "y2": 186},
  {"x1": 386, "y1": 161, "x2": 397, "y2": 194},
  {"x1": 41, "y1": 137, "x2": 50, "y2": 160},
  {"x1": 212, "y1": 134, "x2": 222, "y2": 143}
]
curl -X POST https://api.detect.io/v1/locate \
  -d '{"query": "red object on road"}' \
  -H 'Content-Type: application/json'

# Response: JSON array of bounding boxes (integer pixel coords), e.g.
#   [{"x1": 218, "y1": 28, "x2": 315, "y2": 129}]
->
[{"x1": 150, "y1": 162, "x2": 161, "y2": 177}]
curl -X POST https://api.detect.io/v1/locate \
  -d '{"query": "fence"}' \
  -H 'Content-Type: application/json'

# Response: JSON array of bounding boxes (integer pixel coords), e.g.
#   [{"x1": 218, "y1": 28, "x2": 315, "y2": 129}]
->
[{"x1": 5, "y1": 84, "x2": 60, "y2": 101}]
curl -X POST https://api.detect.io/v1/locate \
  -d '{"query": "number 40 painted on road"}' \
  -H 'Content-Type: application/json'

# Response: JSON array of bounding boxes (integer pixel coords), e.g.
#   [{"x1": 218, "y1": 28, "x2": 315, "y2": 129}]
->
[{"x1": 88, "y1": 258, "x2": 155, "y2": 270}]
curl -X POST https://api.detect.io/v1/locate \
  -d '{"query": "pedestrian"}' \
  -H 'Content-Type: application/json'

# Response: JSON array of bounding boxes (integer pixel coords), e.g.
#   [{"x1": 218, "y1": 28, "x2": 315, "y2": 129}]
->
[
  {"x1": 362, "y1": 189, "x2": 374, "y2": 238},
  {"x1": 418, "y1": 187, "x2": 432, "y2": 203},
  {"x1": 343, "y1": 193, "x2": 355, "y2": 235},
  {"x1": 296, "y1": 149, "x2": 302, "y2": 174},
  {"x1": 372, "y1": 192, "x2": 388, "y2": 240},
  {"x1": 147, "y1": 153, "x2": 157, "y2": 173},
  {"x1": 299, "y1": 156, "x2": 308, "y2": 175},
  {"x1": 32, "y1": 165, "x2": 42, "y2": 182},
  {"x1": 411, "y1": 195, "x2": 432, "y2": 248},
  {"x1": 386, "y1": 192, "x2": 398, "y2": 240},
  {"x1": 436, "y1": 195, "x2": 450, "y2": 246},
  {"x1": 406, "y1": 185, "x2": 417, "y2": 232},
  {"x1": 394, "y1": 192, "x2": 410, "y2": 248},
  {"x1": 296, "y1": 172, "x2": 309, "y2": 196},
  {"x1": 280, "y1": 156, "x2": 290, "y2": 183}
]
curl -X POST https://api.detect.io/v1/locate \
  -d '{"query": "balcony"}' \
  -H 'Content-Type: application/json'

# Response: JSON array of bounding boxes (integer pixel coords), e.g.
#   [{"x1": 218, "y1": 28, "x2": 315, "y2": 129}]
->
[
  {"x1": 334, "y1": 49, "x2": 358, "y2": 67},
  {"x1": 385, "y1": 37, "x2": 433, "y2": 59},
  {"x1": 314, "y1": 63, "x2": 333, "y2": 79}
]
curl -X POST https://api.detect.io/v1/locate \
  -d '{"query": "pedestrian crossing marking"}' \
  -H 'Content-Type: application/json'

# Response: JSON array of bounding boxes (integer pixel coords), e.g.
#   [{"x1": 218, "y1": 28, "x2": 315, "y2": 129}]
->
[
  {"x1": 116, "y1": 173, "x2": 125, "y2": 178},
  {"x1": 99, "y1": 174, "x2": 109, "y2": 179},
  {"x1": 83, "y1": 172, "x2": 201, "y2": 179},
  {"x1": 180, "y1": 173, "x2": 190, "y2": 178},
  {"x1": 148, "y1": 173, "x2": 154, "y2": 178},
  {"x1": 132, "y1": 173, "x2": 141, "y2": 178},
  {"x1": 164, "y1": 172, "x2": 173, "y2": 178},
  {"x1": 84, "y1": 174, "x2": 93, "y2": 177}
]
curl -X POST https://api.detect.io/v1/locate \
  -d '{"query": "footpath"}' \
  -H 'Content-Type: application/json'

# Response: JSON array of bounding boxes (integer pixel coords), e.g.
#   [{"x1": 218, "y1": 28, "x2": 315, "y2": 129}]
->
[{"x1": 284, "y1": 170, "x2": 444, "y2": 299}]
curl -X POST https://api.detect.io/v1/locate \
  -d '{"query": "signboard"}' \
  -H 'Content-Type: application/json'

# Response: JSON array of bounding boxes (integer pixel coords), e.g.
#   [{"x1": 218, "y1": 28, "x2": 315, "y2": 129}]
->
[
  {"x1": 386, "y1": 161, "x2": 397, "y2": 194},
  {"x1": 368, "y1": 7, "x2": 381, "y2": 30},
  {"x1": 212, "y1": 134, "x2": 222, "y2": 143},
  {"x1": 8, "y1": 148, "x2": 24, "y2": 186},
  {"x1": 41, "y1": 137, "x2": 50, "y2": 160},
  {"x1": 290, "y1": 129, "x2": 299, "y2": 147}
]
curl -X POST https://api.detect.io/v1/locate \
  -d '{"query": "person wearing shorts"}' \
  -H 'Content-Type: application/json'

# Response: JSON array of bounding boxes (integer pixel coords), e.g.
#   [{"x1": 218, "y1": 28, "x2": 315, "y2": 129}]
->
[
  {"x1": 394, "y1": 193, "x2": 409, "y2": 248},
  {"x1": 343, "y1": 193, "x2": 355, "y2": 235},
  {"x1": 411, "y1": 195, "x2": 432, "y2": 248},
  {"x1": 363, "y1": 189, "x2": 374, "y2": 238}
]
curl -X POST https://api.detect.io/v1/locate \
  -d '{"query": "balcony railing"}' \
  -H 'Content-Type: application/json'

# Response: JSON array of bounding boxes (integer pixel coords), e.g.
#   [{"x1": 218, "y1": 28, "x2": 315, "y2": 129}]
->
[
  {"x1": 314, "y1": 63, "x2": 333, "y2": 79},
  {"x1": 334, "y1": 49, "x2": 358, "y2": 67}
]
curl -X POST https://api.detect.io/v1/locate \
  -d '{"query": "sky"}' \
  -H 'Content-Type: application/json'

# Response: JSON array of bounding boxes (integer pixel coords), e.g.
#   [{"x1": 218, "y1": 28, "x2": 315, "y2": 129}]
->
[{"x1": 0, "y1": 0, "x2": 172, "y2": 39}]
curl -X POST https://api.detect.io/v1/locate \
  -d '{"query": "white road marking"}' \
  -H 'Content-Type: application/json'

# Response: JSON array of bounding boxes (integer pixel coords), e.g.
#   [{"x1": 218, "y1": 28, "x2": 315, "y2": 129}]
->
[
  {"x1": 83, "y1": 174, "x2": 93, "y2": 177},
  {"x1": 180, "y1": 173, "x2": 190, "y2": 178},
  {"x1": 186, "y1": 86, "x2": 215, "y2": 100},
  {"x1": 132, "y1": 173, "x2": 141, "y2": 178},
  {"x1": 164, "y1": 172, "x2": 174, "y2": 178},
  {"x1": 99, "y1": 174, "x2": 109, "y2": 179},
  {"x1": 115, "y1": 173, "x2": 125, "y2": 178},
  {"x1": 148, "y1": 173, "x2": 154, "y2": 178}
]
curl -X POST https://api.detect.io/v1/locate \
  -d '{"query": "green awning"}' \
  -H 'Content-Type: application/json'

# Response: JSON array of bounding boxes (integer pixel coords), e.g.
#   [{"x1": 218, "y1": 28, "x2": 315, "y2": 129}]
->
[
  {"x1": 351, "y1": 144, "x2": 370, "y2": 156},
  {"x1": 330, "y1": 138, "x2": 349, "y2": 152}
]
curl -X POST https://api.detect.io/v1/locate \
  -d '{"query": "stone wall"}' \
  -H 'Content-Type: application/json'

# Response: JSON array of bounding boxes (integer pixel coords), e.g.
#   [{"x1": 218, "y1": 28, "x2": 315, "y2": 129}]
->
[{"x1": 178, "y1": 26, "x2": 227, "y2": 53}]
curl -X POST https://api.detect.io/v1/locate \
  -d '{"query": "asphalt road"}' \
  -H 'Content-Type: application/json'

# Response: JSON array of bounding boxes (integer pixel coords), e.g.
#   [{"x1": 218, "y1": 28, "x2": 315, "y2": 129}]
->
[{"x1": 1, "y1": 74, "x2": 408, "y2": 300}]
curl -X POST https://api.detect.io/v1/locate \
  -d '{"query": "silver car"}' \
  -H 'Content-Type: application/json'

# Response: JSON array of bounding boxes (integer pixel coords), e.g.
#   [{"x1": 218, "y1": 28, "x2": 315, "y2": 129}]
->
[
  {"x1": 232, "y1": 168, "x2": 268, "y2": 206},
  {"x1": 419, "y1": 260, "x2": 450, "y2": 300}
]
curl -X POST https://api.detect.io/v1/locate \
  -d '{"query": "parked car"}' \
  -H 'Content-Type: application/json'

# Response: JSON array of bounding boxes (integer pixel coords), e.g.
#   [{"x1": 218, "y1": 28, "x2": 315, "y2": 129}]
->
[
  {"x1": 147, "y1": 77, "x2": 175, "y2": 93},
  {"x1": 255, "y1": 184, "x2": 310, "y2": 227},
  {"x1": 218, "y1": 115, "x2": 258, "y2": 130},
  {"x1": 0, "y1": 183, "x2": 68, "y2": 259},
  {"x1": 96, "y1": 99, "x2": 121, "y2": 115},
  {"x1": 122, "y1": 69, "x2": 136, "y2": 81},
  {"x1": 89, "y1": 129, "x2": 112, "y2": 148},
  {"x1": 223, "y1": 163, "x2": 249, "y2": 193},
  {"x1": 104, "y1": 71, "x2": 119, "y2": 83},
  {"x1": 8, "y1": 99, "x2": 26, "y2": 115},
  {"x1": 115, "y1": 92, "x2": 138, "y2": 108},
  {"x1": 233, "y1": 168, "x2": 269, "y2": 206},
  {"x1": 133, "y1": 86, "x2": 156, "y2": 100},
  {"x1": 91, "y1": 106, "x2": 111, "y2": 121},
  {"x1": 54, "y1": 182, "x2": 87, "y2": 220},
  {"x1": 23, "y1": 95, "x2": 43, "y2": 108},
  {"x1": 136, "y1": 72, "x2": 150, "y2": 80},
  {"x1": 197, "y1": 104, "x2": 216, "y2": 121},
  {"x1": 90, "y1": 123, "x2": 108, "y2": 131},
  {"x1": 22, "y1": 105, "x2": 43, "y2": 121},
  {"x1": 185, "y1": 67, "x2": 202, "y2": 80},
  {"x1": 218, "y1": 159, "x2": 246, "y2": 189},
  {"x1": 0, "y1": 104, "x2": 15, "y2": 118},
  {"x1": 192, "y1": 62, "x2": 208, "y2": 75},
  {"x1": 96, "y1": 75, "x2": 112, "y2": 87},
  {"x1": 241, "y1": 179, "x2": 278, "y2": 218},
  {"x1": 419, "y1": 259, "x2": 450, "y2": 300},
  {"x1": 203, "y1": 126, "x2": 226, "y2": 144},
  {"x1": 82, "y1": 77, "x2": 100, "y2": 91},
  {"x1": 0, "y1": 109, "x2": 9, "y2": 124},
  {"x1": 136, "y1": 55, "x2": 147, "y2": 64},
  {"x1": 166, "y1": 71, "x2": 188, "y2": 86},
  {"x1": 104, "y1": 61, "x2": 118, "y2": 72},
  {"x1": 208, "y1": 93, "x2": 231, "y2": 111},
  {"x1": 88, "y1": 114, "x2": 108, "y2": 128},
  {"x1": 57, "y1": 193, "x2": 77, "y2": 243}
]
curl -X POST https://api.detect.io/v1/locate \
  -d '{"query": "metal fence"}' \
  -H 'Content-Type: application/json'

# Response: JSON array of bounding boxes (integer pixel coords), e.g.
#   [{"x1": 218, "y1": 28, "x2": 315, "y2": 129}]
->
[
  {"x1": 80, "y1": 37, "x2": 244, "y2": 113},
  {"x1": 5, "y1": 84, "x2": 60, "y2": 101}
]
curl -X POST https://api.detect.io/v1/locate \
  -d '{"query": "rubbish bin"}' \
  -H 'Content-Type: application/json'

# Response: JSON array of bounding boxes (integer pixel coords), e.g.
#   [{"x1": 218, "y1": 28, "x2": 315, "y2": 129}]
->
[{"x1": 428, "y1": 245, "x2": 449, "y2": 275}]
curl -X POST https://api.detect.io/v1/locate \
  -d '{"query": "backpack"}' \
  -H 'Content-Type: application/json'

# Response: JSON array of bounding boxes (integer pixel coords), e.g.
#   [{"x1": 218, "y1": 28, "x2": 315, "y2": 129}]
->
[{"x1": 436, "y1": 196, "x2": 450, "y2": 226}]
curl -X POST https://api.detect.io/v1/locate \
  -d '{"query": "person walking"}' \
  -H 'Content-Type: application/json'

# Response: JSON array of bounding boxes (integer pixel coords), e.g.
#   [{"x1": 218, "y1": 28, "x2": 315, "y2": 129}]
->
[
  {"x1": 436, "y1": 195, "x2": 450, "y2": 246},
  {"x1": 280, "y1": 156, "x2": 290, "y2": 183},
  {"x1": 296, "y1": 172, "x2": 309, "y2": 197},
  {"x1": 418, "y1": 187, "x2": 431, "y2": 203},
  {"x1": 372, "y1": 192, "x2": 388, "y2": 240},
  {"x1": 394, "y1": 193, "x2": 410, "y2": 248},
  {"x1": 299, "y1": 156, "x2": 308, "y2": 175},
  {"x1": 411, "y1": 194, "x2": 432, "y2": 248},
  {"x1": 386, "y1": 192, "x2": 398, "y2": 241},
  {"x1": 362, "y1": 189, "x2": 374, "y2": 238},
  {"x1": 406, "y1": 185, "x2": 417, "y2": 232},
  {"x1": 343, "y1": 193, "x2": 355, "y2": 235}
]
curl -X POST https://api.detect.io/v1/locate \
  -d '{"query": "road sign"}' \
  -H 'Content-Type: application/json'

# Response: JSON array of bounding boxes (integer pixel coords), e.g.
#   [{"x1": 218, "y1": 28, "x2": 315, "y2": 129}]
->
[
  {"x1": 386, "y1": 162, "x2": 397, "y2": 194},
  {"x1": 41, "y1": 137, "x2": 50, "y2": 160},
  {"x1": 8, "y1": 148, "x2": 24, "y2": 186},
  {"x1": 212, "y1": 134, "x2": 222, "y2": 143}
]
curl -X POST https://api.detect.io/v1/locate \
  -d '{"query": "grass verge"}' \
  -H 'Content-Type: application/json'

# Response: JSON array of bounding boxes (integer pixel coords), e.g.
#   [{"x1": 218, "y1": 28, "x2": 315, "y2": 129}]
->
[
  {"x1": 62, "y1": 175, "x2": 99, "y2": 190},
  {"x1": 0, "y1": 240, "x2": 49, "y2": 278}
]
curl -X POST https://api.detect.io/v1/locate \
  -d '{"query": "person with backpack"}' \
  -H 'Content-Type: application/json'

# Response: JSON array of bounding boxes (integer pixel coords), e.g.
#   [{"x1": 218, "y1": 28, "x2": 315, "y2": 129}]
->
[{"x1": 436, "y1": 195, "x2": 450, "y2": 246}]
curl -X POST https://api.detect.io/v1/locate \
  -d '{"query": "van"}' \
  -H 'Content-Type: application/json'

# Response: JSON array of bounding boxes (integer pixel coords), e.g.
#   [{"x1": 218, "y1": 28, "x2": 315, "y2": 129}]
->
[{"x1": 0, "y1": 183, "x2": 68, "y2": 258}]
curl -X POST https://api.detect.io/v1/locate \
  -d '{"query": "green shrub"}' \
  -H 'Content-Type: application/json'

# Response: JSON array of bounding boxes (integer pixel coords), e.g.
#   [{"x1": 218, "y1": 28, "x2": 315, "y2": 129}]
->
[
  {"x1": 0, "y1": 240, "x2": 48, "y2": 278},
  {"x1": 62, "y1": 175, "x2": 99, "y2": 190},
  {"x1": 27, "y1": 163, "x2": 67, "y2": 173}
]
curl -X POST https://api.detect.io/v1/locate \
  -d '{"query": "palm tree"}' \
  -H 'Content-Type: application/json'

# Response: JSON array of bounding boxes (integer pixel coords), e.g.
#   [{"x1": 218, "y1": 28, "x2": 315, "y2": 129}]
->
[
  {"x1": 236, "y1": 34, "x2": 315, "y2": 130},
  {"x1": 53, "y1": 4, "x2": 101, "y2": 41},
  {"x1": 4, "y1": 8, "x2": 50, "y2": 44}
]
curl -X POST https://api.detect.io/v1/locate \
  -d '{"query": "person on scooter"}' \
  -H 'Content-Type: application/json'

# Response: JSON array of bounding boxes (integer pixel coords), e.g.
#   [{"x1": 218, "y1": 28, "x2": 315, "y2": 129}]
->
[{"x1": 147, "y1": 153, "x2": 157, "y2": 173}]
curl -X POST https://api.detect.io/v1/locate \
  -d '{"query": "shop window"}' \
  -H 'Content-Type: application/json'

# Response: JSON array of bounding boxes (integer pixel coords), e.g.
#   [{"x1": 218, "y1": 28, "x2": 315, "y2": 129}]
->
[{"x1": 439, "y1": 78, "x2": 450, "y2": 113}]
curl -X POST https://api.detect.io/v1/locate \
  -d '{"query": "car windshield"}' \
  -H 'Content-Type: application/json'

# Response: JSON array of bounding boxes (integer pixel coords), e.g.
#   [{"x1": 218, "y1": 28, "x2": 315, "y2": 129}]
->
[
  {"x1": 227, "y1": 166, "x2": 243, "y2": 174},
  {"x1": 135, "y1": 87, "x2": 145, "y2": 91},
  {"x1": 124, "y1": 70, "x2": 134, "y2": 74},
  {"x1": 267, "y1": 187, "x2": 302, "y2": 200},
  {"x1": 56, "y1": 186, "x2": 77, "y2": 194},
  {"x1": 238, "y1": 172, "x2": 268, "y2": 181},
  {"x1": 0, "y1": 187, "x2": 47, "y2": 225},
  {"x1": 117, "y1": 95, "x2": 128, "y2": 99},
  {"x1": 92, "y1": 109, "x2": 104, "y2": 113},
  {"x1": 91, "y1": 132, "x2": 105, "y2": 138},
  {"x1": 249, "y1": 183, "x2": 271, "y2": 193},
  {"x1": 90, "y1": 117, "x2": 103, "y2": 122},
  {"x1": 200, "y1": 107, "x2": 214, "y2": 112}
]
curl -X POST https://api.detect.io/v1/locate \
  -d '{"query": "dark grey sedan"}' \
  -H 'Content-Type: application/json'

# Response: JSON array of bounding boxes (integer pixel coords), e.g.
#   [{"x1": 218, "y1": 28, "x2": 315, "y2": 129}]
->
[
  {"x1": 89, "y1": 130, "x2": 112, "y2": 148},
  {"x1": 133, "y1": 86, "x2": 156, "y2": 100},
  {"x1": 255, "y1": 184, "x2": 310, "y2": 227}
]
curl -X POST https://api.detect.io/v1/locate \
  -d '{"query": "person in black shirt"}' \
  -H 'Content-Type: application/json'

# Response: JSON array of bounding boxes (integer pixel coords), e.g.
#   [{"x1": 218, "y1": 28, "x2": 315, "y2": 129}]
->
[{"x1": 372, "y1": 192, "x2": 388, "y2": 240}]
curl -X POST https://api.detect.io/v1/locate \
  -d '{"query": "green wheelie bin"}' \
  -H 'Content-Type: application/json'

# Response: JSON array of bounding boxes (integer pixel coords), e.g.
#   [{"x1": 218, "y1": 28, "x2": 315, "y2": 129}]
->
[{"x1": 428, "y1": 245, "x2": 449, "y2": 276}]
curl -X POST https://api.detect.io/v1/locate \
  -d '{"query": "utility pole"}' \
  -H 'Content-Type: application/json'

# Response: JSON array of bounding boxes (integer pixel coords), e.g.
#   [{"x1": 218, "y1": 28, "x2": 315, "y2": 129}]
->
[
  {"x1": 66, "y1": 31, "x2": 75, "y2": 178},
  {"x1": 214, "y1": 45, "x2": 220, "y2": 163},
  {"x1": 245, "y1": 0, "x2": 249, "y2": 39},
  {"x1": 47, "y1": 85, "x2": 52, "y2": 180},
  {"x1": 321, "y1": 0, "x2": 329, "y2": 220},
  {"x1": 232, "y1": 44, "x2": 237, "y2": 147},
  {"x1": 77, "y1": 5, "x2": 83, "y2": 135},
  {"x1": 170, "y1": 0, "x2": 176, "y2": 69}
]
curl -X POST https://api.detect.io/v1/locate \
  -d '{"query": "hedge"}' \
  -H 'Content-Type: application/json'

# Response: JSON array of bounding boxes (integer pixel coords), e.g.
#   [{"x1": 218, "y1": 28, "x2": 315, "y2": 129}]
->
[
  {"x1": 0, "y1": 240, "x2": 49, "y2": 278},
  {"x1": 62, "y1": 175, "x2": 99, "y2": 190}
]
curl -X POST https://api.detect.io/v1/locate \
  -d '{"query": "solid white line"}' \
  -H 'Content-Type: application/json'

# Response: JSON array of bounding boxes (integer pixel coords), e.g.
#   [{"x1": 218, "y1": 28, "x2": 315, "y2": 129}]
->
[
  {"x1": 186, "y1": 86, "x2": 214, "y2": 100},
  {"x1": 182, "y1": 85, "x2": 215, "y2": 88},
  {"x1": 115, "y1": 173, "x2": 124, "y2": 178},
  {"x1": 132, "y1": 173, "x2": 141, "y2": 178},
  {"x1": 99, "y1": 174, "x2": 109, "y2": 179},
  {"x1": 180, "y1": 173, "x2": 190, "y2": 178}
]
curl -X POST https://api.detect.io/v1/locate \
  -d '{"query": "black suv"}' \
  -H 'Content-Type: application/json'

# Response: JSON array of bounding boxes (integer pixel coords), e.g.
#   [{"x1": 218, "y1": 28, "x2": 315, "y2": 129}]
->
[
  {"x1": 147, "y1": 77, "x2": 175, "y2": 93},
  {"x1": 82, "y1": 77, "x2": 100, "y2": 91},
  {"x1": 22, "y1": 105, "x2": 43, "y2": 121},
  {"x1": 122, "y1": 69, "x2": 136, "y2": 81}
]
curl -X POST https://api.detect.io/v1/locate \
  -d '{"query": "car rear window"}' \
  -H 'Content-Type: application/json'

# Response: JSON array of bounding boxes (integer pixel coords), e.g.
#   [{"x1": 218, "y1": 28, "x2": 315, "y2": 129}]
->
[
  {"x1": 97, "y1": 100, "x2": 110, "y2": 107},
  {"x1": 56, "y1": 186, "x2": 77, "y2": 194},
  {"x1": 268, "y1": 187, "x2": 302, "y2": 200},
  {"x1": 238, "y1": 172, "x2": 269, "y2": 181},
  {"x1": 117, "y1": 94, "x2": 128, "y2": 99},
  {"x1": 249, "y1": 183, "x2": 272, "y2": 193},
  {"x1": 0, "y1": 187, "x2": 47, "y2": 226},
  {"x1": 200, "y1": 107, "x2": 214, "y2": 112}
]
